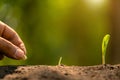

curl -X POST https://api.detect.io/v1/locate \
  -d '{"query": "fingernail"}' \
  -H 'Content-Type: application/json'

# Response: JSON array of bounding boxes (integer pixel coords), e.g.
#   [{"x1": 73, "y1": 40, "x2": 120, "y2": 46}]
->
[
  {"x1": 22, "y1": 55, "x2": 27, "y2": 60},
  {"x1": 14, "y1": 49, "x2": 27, "y2": 60}
]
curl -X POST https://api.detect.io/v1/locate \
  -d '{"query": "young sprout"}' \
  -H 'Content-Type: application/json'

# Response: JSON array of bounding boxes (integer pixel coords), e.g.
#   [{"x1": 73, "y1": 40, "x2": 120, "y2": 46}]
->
[
  {"x1": 102, "y1": 34, "x2": 110, "y2": 64},
  {"x1": 58, "y1": 57, "x2": 63, "y2": 66}
]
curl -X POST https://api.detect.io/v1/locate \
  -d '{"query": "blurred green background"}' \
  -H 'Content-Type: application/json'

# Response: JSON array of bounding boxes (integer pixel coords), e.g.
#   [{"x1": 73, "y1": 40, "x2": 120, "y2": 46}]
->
[{"x1": 0, "y1": 0, "x2": 117, "y2": 65}]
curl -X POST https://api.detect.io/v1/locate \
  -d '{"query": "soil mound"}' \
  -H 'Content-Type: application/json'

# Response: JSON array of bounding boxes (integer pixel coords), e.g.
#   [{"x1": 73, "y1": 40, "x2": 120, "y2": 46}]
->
[{"x1": 0, "y1": 64, "x2": 120, "y2": 80}]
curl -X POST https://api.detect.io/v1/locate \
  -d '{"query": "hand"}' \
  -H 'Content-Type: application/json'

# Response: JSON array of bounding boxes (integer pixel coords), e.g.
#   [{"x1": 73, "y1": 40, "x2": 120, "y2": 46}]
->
[{"x1": 0, "y1": 21, "x2": 27, "y2": 60}]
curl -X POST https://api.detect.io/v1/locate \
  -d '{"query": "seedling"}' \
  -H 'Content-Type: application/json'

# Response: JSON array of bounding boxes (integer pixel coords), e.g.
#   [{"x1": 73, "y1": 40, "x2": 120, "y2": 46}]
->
[
  {"x1": 102, "y1": 34, "x2": 110, "y2": 64},
  {"x1": 58, "y1": 57, "x2": 63, "y2": 66}
]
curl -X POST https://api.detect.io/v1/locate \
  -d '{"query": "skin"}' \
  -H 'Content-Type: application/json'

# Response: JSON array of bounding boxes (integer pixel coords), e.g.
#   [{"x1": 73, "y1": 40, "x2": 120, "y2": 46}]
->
[{"x1": 0, "y1": 21, "x2": 27, "y2": 60}]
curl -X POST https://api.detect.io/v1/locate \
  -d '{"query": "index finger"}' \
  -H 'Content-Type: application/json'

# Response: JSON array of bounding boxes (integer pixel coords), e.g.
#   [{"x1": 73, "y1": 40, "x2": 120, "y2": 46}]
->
[{"x1": 0, "y1": 21, "x2": 26, "y2": 54}]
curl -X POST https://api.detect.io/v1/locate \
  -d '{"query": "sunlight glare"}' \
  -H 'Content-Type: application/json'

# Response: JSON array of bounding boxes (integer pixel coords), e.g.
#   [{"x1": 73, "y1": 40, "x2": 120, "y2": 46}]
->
[{"x1": 84, "y1": 0, "x2": 106, "y2": 9}]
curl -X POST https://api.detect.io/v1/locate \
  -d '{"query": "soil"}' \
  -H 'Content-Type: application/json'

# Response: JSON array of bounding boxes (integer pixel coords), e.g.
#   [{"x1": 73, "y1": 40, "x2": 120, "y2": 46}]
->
[{"x1": 0, "y1": 64, "x2": 120, "y2": 80}]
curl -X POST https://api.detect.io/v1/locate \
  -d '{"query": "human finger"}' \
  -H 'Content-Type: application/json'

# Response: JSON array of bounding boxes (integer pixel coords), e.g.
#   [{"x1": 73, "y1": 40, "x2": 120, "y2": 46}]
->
[
  {"x1": 0, "y1": 21, "x2": 26, "y2": 54},
  {"x1": 0, "y1": 37, "x2": 27, "y2": 60}
]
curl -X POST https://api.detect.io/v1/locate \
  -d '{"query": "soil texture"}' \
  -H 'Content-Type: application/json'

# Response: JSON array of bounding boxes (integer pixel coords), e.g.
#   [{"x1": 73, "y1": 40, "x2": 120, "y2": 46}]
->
[{"x1": 0, "y1": 64, "x2": 120, "y2": 80}]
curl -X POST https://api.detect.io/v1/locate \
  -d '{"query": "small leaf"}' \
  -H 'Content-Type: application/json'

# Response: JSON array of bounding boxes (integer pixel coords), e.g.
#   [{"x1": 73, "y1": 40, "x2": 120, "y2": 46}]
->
[{"x1": 102, "y1": 34, "x2": 110, "y2": 64}]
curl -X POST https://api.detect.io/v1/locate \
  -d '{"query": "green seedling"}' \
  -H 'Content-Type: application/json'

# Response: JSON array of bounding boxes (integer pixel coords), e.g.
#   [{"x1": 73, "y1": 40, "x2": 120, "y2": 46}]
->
[
  {"x1": 102, "y1": 34, "x2": 110, "y2": 64},
  {"x1": 58, "y1": 57, "x2": 63, "y2": 66}
]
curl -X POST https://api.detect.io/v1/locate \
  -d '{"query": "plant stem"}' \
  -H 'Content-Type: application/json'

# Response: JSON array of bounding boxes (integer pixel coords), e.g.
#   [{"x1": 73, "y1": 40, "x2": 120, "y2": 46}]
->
[
  {"x1": 102, "y1": 54, "x2": 105, "y2": 64},
  {"x1": 58, "y1": 57, "x2": 62, "y2": 66}
]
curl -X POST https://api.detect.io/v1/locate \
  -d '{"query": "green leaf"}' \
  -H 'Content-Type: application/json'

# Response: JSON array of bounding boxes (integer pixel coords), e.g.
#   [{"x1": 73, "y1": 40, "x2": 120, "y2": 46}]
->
[{"x1": 102, "y1": 34, "x2": 110, "y2": 64}]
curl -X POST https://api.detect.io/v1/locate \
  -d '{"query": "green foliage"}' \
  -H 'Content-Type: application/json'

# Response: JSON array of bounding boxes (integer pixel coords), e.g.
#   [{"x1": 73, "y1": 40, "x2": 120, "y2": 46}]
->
[
  {"x1": 0, "y1": 0, "x2": 110, "y2": 65},
  {"x1": 102, "y1": 34, "x2": 110, "y2": 64}
]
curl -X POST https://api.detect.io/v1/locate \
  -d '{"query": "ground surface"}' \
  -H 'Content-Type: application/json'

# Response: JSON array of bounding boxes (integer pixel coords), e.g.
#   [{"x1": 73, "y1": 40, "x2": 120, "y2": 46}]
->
[{"x1": 0, "y1": 64, "x2": 120, "y2": 80}]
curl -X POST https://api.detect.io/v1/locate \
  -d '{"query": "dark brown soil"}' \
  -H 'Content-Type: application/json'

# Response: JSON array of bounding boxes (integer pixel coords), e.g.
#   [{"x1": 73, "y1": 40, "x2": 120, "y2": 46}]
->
[{"x1": 0, "y1": 64, "x2": 120, "y2": 80}]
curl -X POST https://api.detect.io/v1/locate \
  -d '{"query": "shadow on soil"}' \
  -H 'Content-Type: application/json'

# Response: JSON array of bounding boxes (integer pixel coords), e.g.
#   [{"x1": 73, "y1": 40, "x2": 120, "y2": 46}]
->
[{"x1": 0, "y1": 65, "x2": 18, "y2": 78}]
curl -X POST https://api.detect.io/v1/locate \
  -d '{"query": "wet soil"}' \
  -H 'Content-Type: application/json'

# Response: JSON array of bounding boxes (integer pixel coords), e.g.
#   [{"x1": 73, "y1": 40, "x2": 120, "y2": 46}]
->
[{"x1": 0, "y1": 64, "x2": 120, "y2": 80}]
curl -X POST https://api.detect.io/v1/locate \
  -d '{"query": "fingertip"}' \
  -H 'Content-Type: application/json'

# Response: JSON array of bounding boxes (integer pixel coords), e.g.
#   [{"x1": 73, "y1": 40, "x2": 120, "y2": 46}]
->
[
  {"x1": 20, "y1": 43, "x2": 27, "y2": 54},
  {"x1": 14, "y1": 49, "x2": 27, "y2": 60},
  {"x1": 22, "y1": 55, "x2": 27, "y2": 60}
]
